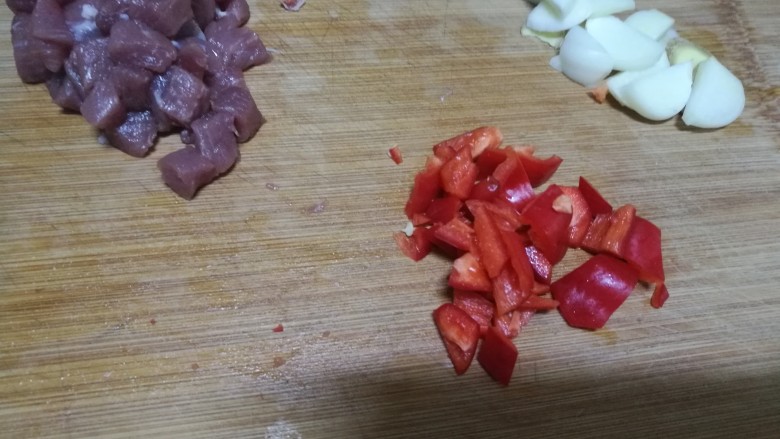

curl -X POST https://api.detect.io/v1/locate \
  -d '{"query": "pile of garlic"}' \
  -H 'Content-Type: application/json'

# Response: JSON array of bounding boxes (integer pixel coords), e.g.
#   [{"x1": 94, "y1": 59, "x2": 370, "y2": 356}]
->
[{"x1": 522, "y1": 0, "x2": 745, "y2": 129}]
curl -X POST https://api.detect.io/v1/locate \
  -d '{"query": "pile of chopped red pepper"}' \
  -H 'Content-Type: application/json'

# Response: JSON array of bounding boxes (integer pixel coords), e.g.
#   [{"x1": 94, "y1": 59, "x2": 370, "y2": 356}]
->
[{"x1": 394, "y1": 127, "x2": 668, "y2": 385}]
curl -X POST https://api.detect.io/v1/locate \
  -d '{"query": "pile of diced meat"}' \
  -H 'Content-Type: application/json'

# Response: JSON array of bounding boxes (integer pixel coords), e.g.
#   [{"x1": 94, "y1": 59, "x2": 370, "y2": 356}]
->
[{"x1": 8, "y1": 0, "x2": 269, "y2": 199}]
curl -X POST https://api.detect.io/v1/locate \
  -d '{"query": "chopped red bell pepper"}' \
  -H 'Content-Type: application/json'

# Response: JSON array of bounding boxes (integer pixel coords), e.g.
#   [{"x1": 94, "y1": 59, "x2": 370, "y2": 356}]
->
[
  {"x1": 388, "y1": 146, "x2": 403, "y2": 164},
  {"x1": 393, "y1": 228, "x2": 433, "y2": 262},
  {"x1": 425, "y1": 195, "x2": 463, "y2": 225},
  {"x1": 433, "y1": 143, "x2": 457, "y2": 161},
  {"x1": 470, "y1": 175, "x2": 501, "y2": 201},
  {"x1": 440, "y1": 147, "x2": 478, "y2": 200},
  {"x1": 499, "y1": 229, "x2": 535, "y2": 295},
  {"x1": 433, "y1": 304, "x2": 481, "y2": 375},
  {"x1": 520, "y1": 184, "x2": 572, "y2": 265},
  {"x1": 517, "y1": 152, "x2": 563, "y2": 188},
  {"x1": 525, "y1": 245, "x2": 553, "y2": 284},
  {"x1": 475, "y1": 148, "x2": 508, "y2": 179},
  {"x1": 471, "y1": 204, "x2": 509, "y2": 279},
  {"x1": 434, "y1": 217, "x2": 475, "y2": 252},
  {"x1": 550, "y1": 254, "x2": 639, "y2": 330},
  {"x1": 434, "y1": 126, "x2": 503, "y2": 159},
  {"x1": 651, "y1": 283, "x2": 669, "y2": 309},
  {"x1": 493, "y1": 309, "x2": 535, "y2": 339},
  {"x1": 449, "y1": 252, "x2": 493, "y2": 293},
  {"x1": 520, "y1": 295, "x2": 559, "y2": 310},
  {"x1": 477, "y1": 326, "x2": 518, "y2": 385},
  {"x1": 601, "y1": 204, "x2": 636, "y2": 257},
  {"x1": 581, "y1": 213, "x2": 611, "y2": 254},
  {"x1": 623, "y1": 216, "x2": 665, "y2": 284},
  {"x1": 404, "y1": 156, "x2": 443, "y2": 219},
  {"x1": 559, "y1": 186, "x2": 592, "y2": 248},
  {"x1": 492, "y1": 266, "x2": 529, "y2": 317},
  {"x1": 467, "y1": 199, "x2": 524, "y2": 232},
  {"x1": 453, "y1": 290, "x2": 495, "y2": 328},
  {"x1": 578, "y1": 176, "x2": 613, "y2": 216}
]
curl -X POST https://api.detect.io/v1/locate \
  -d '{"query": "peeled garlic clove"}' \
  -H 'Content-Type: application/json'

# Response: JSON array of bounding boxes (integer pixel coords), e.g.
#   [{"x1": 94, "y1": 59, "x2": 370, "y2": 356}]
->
[
  {"x1": 667, "y1": 38, "x2": 711, "y2": 67},
  {"x1": 607, "y1": 52, "x2": 670, "y2": 106},
  {"x1": 526, "y1": 0, "x2": 593, "y2": 32},
  {"x1": 521, "y1": 26, "x2": 566, "y2": 48},
  {"x1": 589, "y1": 0, "x2": 636, "y2": 18},
  {"x1": 682, "y1": 57, "x2": 745, "y2": 128},
  {"x1": 624, "y1": 9, "x2": 675, "y2": 40},
  {"x1": 586, "y1": 15, "x2": 665, "y2": 71},
  {"x1": 547, "y1": 0, "x2": 578, "y2": 17},
  {"x1": 622, "y1": 62, "x2": 693, "y2": 120},
  {"x1": 550, "y1": 54, "x2": 563, "y2": 72},
  {"x1": 559, "y1": 25, "x2": 614, "y2": 86}
]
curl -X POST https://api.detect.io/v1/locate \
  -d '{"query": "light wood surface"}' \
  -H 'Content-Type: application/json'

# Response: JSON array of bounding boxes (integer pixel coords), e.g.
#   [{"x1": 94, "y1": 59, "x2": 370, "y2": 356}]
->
[{"x1": 1, "y1": 1, "x2": 779, "y2": 437}]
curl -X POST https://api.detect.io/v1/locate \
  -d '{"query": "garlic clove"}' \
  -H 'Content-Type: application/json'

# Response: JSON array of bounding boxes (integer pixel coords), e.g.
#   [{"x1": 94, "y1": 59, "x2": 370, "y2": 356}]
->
[
  {"x1": 586, "y1": 15, "x2": 665, "y2": 71},
  {"x1": 622, "y1": 61, "x2": 693, "y2": 120},
  {"x1": 682, "y1": 57, "x2": 745, "y2": 129}
]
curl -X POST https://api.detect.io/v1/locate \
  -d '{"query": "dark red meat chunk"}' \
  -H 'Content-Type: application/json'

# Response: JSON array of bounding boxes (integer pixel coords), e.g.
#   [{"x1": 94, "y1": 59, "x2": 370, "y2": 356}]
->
[
  {"x1": 108, "y1": 19, "x2": 177, "y2": 73},
  {"x1": 46, "y1": 73, "x2": 84, "y2": 112},
  {"x1": 206, "y1": 25, "x2": 269, "y2": 72},
  {"x1": 97, "y1": 0, "x2": 193, "y2": 37},
  {"x1": 157, "y1": 66, "x2": 210, "y2": 126},
  {"x1": 191, "y1": 111, "x2": 239, "y2": 174},
  {"x1": 104, "y1": 111, "x2": 158, "y2": 157},
  {"x1": 11, "y1": 14, "x2": 52, "y2": 83},
  {"x1": 158, "y1": 146, "x2": 218, "y2": 199},
  {"x1": 32, "y1": 0, "x2": 74, "y2": 48},
  {"x1": 64, "y1": 0, "x2": 103, "y2": 43},
  {"x1": 191, "y1": 0, "x2": 216, "y2": 31},
  {"x1": 6, "y1": 0, "x2": 37, "y2": 14},
  {"x1": 65, "y1": 37, "x2": 111, "y2": 97},
  {"x1": 110, "y1": 64, "x2": 152, "y2": 111},
  {"x1": 210, "y1": 85, "x2": 262, "y2": 143},
  {"x1": 176, "y1": 38, "x2": 209, "y2": 80},
  {"x1": 81, "y1": 78, "x2": 126, "y2": 129}
]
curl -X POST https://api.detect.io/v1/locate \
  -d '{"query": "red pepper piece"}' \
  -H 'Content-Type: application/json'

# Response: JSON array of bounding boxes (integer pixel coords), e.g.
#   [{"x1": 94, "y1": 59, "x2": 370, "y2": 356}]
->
[
  {"x1": 624, "y1": 216, "x2": 665, "y2": 284},
  {"x1": 578, "y1": 176, "x2": 613, "y2": 216},
  {"x1": 532, "y1": 281, "x2": 551, "y2": 295},
  {"x1": 453, "y1": 290, "x2": 495, "y2": 328},
  {"x1": 520, "y1": 184, "x2": 572, "y2": 265},
  {"x1": 433, "y1": 126, "x2": 503, "y2": 159},
  {"x1": 470, "y1": 175, "x2": 501, "y2": 201},
  {"x1": 449, "y1": 252, "x2": 493, "y2": 293},
  {"x1": 520, "y1": 295, "x2": 560, "y2": 310},
  {"x1": 499, "y1": 229, "x2": 535, "y2": 295},
  {"x1": 517, "y1": 152, "x2": 563, "y2": 187},
  {"x1": 559, "y1": 186, "x2": 592, "y2": 248},
  {"x1": 411, "y1": 213, "x2": 431, "y2": 227},
  {"x1": 433, "y1": 144, "x2": 457, "y2": 161},
  {"x1": 388, "y1": 146, "x2": 403, "y2": 164},
  {"x1": 499, "y1": 149, "x2": 536, "y2": 212},
  {"x1": 477, "y1": 326, "x2": 518, "y2": 385},
  {"x1": 601, "y1": 204, "x2": 636, "y2": 257},
  {"x1": 651, "y1": 283, "x2": 669, "y2": 309},
  {"x1": 393, "y1": 227, "x2": 434, "y2": 262},
  {"x1": 550, "y1": 254, "x2": 640, "y2": 330},
  {"x1": 434, "y1": 217, "x2": 475, "y2": 252},
  {"x1": 475, "y1": 148, "x2": 508, "y2": 179},
  {"x1": 467, "y1": 199, "x2": 525, "y2": 232},
  {"x1": 433, "y1": 304, "x2": 481, "y2": 375},
  {"x1": 493, "y1": 309, "x2": 535, "y2": 339},
  {"x1": 581, "y1": 213, "x2": 611, "y2": 254},
  {"x1": 492, "y1": 266, "x2": 529, "y2": 317},
  {"x1": 440, "y1": 147, "x2": 478, "y2": 200},
  {"x1": 525, "y1": 245, "x2": 553, "y2": 284},
  {"x1": 471, "y1": 204, "x2": 509, "y2": 279},
  {"x1": 404, "y1": 156, "x2": 444, "y2": 219},
  {"x1": 425, "y1": 195, "x2": 463, "y2": 225}
]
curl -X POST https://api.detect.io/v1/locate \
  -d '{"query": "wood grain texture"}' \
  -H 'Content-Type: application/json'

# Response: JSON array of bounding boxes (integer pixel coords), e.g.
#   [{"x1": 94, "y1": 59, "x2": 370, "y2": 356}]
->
[{"x1": 1, "y1": 1, "x2": 778, "y2": 437}]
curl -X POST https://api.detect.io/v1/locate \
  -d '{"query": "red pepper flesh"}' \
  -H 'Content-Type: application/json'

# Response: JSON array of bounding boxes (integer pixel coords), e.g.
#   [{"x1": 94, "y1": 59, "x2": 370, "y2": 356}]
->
[{"x1": 477, "y1": 326, "x2": 518, "y2": 386}]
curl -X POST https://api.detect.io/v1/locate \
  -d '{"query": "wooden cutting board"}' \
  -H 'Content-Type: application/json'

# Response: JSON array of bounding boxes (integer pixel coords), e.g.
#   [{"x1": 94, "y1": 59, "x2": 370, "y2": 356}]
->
[{"x1": 1, "y1": 1, "x2": 778, "y2": 437}]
